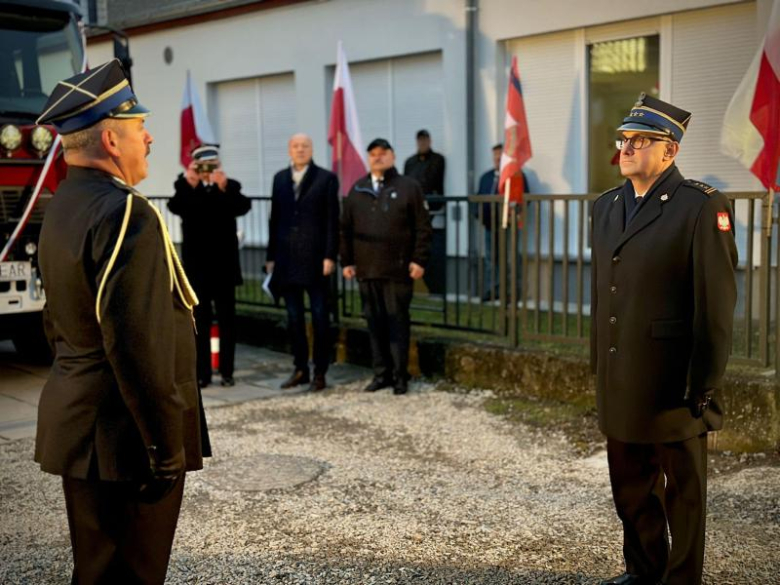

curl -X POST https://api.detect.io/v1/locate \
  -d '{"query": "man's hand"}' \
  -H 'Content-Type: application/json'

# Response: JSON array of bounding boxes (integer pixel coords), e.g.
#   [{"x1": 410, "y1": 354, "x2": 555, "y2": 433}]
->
[
  {"x1": 409, "y1": 262, "x2": 425, "y2": 280},
  {"x1": 265, "y1": 261, "x2": 275, "y2": 274},
  {"x1": 185, "y1": 161, "x2": 199, "y2": 188},
  {"x1": 212, "y1": 167, "x2": 228, "y2": 192},
  {"x1": 139, "y1": 446, "x2": 184, "y2": 503},
  {"x1": 323, "y1": 259, "x2": 335, "y2": 276},
  {"x1": 138, "y1": 475, "x2": 180, "y2": 504},
  {"x1": 343, "y1": 265, "x2": 356, "y2": 280},
  {"x1": 688, "y1": 390, "x2": 714, "y2": 418}
]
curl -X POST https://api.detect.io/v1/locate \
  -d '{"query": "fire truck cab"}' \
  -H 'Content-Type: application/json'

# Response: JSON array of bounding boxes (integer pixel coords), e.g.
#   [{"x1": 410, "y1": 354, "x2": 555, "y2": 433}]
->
[{"x1": 0, "y1": 0, "x2": 84, "y2": 357}]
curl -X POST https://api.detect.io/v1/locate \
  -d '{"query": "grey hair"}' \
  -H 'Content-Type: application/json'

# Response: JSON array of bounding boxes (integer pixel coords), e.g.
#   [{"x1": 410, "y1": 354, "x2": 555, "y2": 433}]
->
[{"x1": 60, "y1": 119, "x2": 123, "y2": 155}]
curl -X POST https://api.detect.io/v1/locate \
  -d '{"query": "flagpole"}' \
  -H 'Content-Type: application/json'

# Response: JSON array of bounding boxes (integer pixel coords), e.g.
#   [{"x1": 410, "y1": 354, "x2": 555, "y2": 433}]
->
[
  {"x1": 502, "y1": 177, "x2": 511, "y2": 229},
  {"x1": 336, "y1": 131, "x2": 343, "y2": 195}
]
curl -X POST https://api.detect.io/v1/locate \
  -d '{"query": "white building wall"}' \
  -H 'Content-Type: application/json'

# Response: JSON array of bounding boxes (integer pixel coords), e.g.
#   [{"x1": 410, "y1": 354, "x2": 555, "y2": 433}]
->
[
  {"x1": 86, "y1": 0, "x2": 767, "y2": 201},
  {"x1": 88, "y1": 0, "x2": 467, "y2": 196}
]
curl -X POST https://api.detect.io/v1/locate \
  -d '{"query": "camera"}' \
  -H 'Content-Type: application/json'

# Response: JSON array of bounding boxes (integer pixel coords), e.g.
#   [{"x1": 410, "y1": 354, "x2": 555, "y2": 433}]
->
[{"x1": 194, "y1": 161, "x2": 218, "y2": 174}]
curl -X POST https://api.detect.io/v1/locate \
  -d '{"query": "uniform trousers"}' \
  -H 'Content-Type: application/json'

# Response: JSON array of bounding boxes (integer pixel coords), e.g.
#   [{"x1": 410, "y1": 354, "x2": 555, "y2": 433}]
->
[
  {"x1": 607, "y1": 434, "x2": 708, "y2": 585},
  {"x1": 358, "y1": 279, "x2": 413, "y2": 382},
  {"x1": 194, "y1": 284, "x2": 236, "y2": 383},
  {"x1": 283, "y1": 279, "x2": 331, "y2": 375},
  {"x1": 62, "y1": 474, "x2": 185, "y2": 585}
]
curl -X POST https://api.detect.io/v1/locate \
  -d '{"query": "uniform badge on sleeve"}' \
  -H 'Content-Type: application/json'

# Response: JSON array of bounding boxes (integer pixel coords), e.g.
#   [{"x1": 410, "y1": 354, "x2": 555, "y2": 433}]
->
[{"x1": 717, "y1": 212, "x2": 731, "y2": 232}]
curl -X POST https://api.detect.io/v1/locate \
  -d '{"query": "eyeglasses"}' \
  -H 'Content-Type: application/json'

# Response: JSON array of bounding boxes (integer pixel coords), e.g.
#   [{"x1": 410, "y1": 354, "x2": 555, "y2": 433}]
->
[{"x1": 615, "y1": 135, "x2": 671, "y2": 150}]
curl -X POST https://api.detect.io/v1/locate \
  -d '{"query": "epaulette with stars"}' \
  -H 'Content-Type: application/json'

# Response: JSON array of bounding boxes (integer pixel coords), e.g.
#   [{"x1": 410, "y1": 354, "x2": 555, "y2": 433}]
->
[{"x1": 683, "y1": 179, "x2": 718, "y2": 196}]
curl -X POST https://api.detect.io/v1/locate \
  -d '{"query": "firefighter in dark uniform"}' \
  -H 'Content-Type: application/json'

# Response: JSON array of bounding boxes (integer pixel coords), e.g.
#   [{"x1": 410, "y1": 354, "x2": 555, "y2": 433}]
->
[
  {"x1": 168, "y1": 145, "x2": 251, "y2": 388},
  {"x1": 591, "y1": 94, "x2": 737, "y2": 585},
  {"x1": 35, "y1": 59, "x2": 211, "y2": 585},
  {"x1": 341, "y1": 138, "x2": 432, "y2": 395}
]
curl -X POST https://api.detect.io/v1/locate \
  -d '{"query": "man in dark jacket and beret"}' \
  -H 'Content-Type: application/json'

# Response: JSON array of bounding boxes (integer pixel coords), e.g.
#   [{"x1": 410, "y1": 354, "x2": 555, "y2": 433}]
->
[
  {"x1": 341, "y1": 138, "x2": 432, "y2": 395},
  {"x1": 267, "y1": 133, "x2": 339, "y2": 391},
  {"x1": 35, "y1": 59, "x2": 210, "y2": 585},
  {"x1": 168, "y1": 145, "x2": 251, "y2": 387},
  {"x1": 590, "y1": 93, "x2": 737, "y2": 585}
]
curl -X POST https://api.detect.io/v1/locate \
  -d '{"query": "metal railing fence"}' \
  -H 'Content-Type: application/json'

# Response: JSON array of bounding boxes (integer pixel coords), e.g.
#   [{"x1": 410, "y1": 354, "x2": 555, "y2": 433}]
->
[{"x1": 148, "y1": 189, "x2": 775, "y2": 371}]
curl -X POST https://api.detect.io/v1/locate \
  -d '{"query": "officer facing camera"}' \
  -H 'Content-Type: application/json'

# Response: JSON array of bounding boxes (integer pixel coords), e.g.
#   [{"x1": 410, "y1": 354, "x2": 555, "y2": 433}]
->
[
  {"x1": 591, "y1": 93, "x2": 737, "y2": 585},
  {"x1": 168, "y1": 145, "x2": 251, "y2": 388}
]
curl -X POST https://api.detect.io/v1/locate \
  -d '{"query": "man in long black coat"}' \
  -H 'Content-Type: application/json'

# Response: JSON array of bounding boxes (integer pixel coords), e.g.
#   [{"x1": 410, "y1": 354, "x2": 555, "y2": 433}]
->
[
  {"x1": 35, "y1": 60, "x2": 210, "y2": 585},
  {"x1": 267, "y1": 133, "x2": 339, "y2": 391},
  {"x1": 341, "y1": 138, "x2": 432, "y2": 395},
  {"x1": 168, "y1": 145, "x2": 251, "y2": 387},
  {"x1": 404, "y1": 129, "x2": 446, "y2": 295},
  {"x1": 590, "y1": 93, "x2": 737, "y2": 585}
]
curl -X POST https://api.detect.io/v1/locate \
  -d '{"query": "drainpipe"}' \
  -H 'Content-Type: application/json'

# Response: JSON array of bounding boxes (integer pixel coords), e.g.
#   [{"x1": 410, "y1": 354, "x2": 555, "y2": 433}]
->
[{"x1": 465, "y1": 0, "x2": 477, "y2": 194}]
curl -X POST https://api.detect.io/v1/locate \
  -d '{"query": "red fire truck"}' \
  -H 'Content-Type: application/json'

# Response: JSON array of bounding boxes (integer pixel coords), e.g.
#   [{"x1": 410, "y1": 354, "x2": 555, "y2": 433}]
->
[{"x1": 0, "y1": 0, "x2": 131, "y2": 357}]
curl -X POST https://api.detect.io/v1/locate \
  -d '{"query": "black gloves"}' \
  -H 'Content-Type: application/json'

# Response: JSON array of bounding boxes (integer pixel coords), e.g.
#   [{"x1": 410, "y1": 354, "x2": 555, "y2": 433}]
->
[
  {"x1": 688, "y1": 389, "x2": 714, "y2": 418},
  {"x1": 138, "y1": 445, "x2": 185, "y2": 504}
]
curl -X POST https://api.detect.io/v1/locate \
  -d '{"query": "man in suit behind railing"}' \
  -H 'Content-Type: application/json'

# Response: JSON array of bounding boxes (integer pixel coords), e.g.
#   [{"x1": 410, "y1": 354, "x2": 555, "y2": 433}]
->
[{"x1": 267, "y1": 133, "x2": 340, "y2": 392}]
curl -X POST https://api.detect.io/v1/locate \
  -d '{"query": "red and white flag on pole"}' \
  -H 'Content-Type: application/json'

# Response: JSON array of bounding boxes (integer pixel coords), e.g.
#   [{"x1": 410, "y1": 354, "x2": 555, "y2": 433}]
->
[
  {"x1": 180, "y1": 70, "x2": 216, "y2": 169},
  {"x1": 328, "y1": 41, "x2": 367, "y2": 196},
  {"x1": 721, "y1": 0, "x2": 780, "y2": 191},
  {"x1": 499, "y1": 56, "x2": 532, "y2": 227}
]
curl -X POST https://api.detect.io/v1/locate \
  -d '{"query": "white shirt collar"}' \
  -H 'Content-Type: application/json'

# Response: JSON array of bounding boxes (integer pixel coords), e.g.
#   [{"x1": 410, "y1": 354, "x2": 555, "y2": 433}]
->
[{"x1": 291, "y1": 164, "x2": 309, "y2": 184}]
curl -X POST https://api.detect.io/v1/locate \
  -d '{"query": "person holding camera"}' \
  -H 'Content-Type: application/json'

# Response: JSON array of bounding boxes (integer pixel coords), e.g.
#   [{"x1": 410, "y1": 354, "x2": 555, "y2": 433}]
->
[{"x1": 168, "y1": 145, "x2": 251, "y2": 388}]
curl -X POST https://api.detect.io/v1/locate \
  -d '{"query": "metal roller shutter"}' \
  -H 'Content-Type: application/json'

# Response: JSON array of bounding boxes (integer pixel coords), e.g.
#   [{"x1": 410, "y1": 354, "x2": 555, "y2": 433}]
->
[
  {"x1": 671, "y1": 2, "x2": 761, "y2": 191},
  {"x1": 214, "y1": 72, "x2": 297, "y2": 246},
  {"x1": 331, "y1": 51, "x2": 444, "y2": 177},
  {"x1": 214, "y1": 72, "x2": 297, "y2": 195}
]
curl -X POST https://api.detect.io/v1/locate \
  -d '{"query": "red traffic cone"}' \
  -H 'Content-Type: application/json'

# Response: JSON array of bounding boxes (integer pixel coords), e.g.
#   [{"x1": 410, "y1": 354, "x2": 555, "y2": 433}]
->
[{"x1": 210, "y1": 323, "x2": 220, "y2": 372}]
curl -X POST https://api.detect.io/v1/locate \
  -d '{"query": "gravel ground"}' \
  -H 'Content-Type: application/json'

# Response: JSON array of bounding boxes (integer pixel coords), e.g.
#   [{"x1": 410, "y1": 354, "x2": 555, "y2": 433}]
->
[{"x1": 1, "y1": 381, "x2": 778, "y2": 584}]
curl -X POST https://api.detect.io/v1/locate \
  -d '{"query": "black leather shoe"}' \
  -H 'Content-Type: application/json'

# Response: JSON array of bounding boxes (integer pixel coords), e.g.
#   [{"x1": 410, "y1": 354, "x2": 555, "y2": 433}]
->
[
  {"x1": 599, "y1": 574, "x2": 656, "y2": 585},
  {"x1": 364, "y1": 377, "x2": 393, "y2": 392},
  {"x1": 309, "y1": 374, "x2": 326, "y2": 392},
  {"x1": 281, "y1": 370, "x2": 309, "y2": 389},
  {"x1": 220, "y1": 376, "x2": 235, "y2": 387},
  {"x1": 393, "y1": 381, "x2": 408, "y2": 395},
  {"x1": 198, "y1": 379, "x2": 211, "y2": 388}
]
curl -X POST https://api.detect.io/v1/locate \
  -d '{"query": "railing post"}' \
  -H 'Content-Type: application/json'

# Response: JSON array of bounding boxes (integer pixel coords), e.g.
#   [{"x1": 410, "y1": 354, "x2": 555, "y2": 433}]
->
[
  {"x1": 498, "y1": 207, "x2": 508, "y2": 337},
  {"x1": 509, "y1": 203, "x2": 518, "y2": 346},
  {"x1": 760, "y1": 190, "x2": 772, "y2": 366}
]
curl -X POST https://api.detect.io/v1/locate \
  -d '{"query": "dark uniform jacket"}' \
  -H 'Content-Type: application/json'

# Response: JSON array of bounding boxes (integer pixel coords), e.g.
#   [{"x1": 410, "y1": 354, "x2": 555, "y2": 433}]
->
[
  {"x1": 590, "y1": 164, "x2": 737, "y2": 444},
  {"x1": 403, "y1": 150, "x2": 445, "y2": 195},
  {"x1": 168, "y1": 176, "x2": 251, "y2": 293},
  {"x1": 36, "y1": 166, "x2": 210, "y2": 481},
  {"x1": 267, "y1": 162, "x2": 339, "y2": 287},
  {"x1": 340, "y1": 167, "x2": 432, "y2": 281}
]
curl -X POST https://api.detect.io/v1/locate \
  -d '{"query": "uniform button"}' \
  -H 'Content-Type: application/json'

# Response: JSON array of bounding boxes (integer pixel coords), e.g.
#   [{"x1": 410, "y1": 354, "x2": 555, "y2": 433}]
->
[
  {"x1": 612, "y1": 256, "x2": 621, "y2": 264},
  {"x1": 610, "y1": 286, "x2": 617, "y2": 294},
  {"x1": 609, "y1": 316, "x2": 617, "y2": 325},
  {"x1": 609, "y1": 346, "x2": 617, "y2": 354}
]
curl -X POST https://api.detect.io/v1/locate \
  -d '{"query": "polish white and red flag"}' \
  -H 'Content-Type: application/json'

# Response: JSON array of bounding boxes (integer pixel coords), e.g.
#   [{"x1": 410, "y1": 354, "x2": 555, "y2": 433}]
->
[
  {"x1": 328, "y1": 41, "x2": 367, "y2": 196},
  {"x1": 721, "y1": 0, "x2": 780, "y2": 191},
  {"x1": 180, "y1": 70, "x2": 216, "y2": 169},
  {"x1": 499, "y1": 56, "x2": 532, "y2": 204}
]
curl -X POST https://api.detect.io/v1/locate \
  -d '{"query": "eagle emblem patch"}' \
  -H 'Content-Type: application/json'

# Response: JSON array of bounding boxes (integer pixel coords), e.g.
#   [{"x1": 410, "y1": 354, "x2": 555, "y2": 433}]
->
[{"x1": 717, "y1": 212, "x2": 731, "y2": 232}]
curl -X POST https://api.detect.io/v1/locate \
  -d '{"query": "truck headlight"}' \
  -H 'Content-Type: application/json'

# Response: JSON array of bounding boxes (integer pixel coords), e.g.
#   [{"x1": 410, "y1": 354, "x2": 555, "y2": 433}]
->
[
  {"x1": 31, "y1": 126, "x2": 53, "y2": 154},
  {"x1": 0, "y1": 125, "x2": 22, "y2": 151}
]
